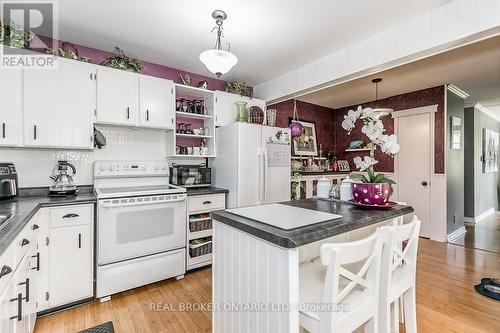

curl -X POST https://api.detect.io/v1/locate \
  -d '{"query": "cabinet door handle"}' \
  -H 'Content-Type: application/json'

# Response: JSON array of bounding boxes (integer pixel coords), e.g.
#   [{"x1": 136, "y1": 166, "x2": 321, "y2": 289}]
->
[
  {"x1": 33, "y1": 125, "x2": 37, "y2": 140},
  {"x1": 31, "y1": 252, "x2": 40, "y2": 271},
  {"x1": 126, "y1": 107, "x2": 130, "y2": 119},
  {"x1": 19, "y1": 278, "x2": 29, "y2": 302},
  {"x1": 202, "y1": 200, "x2": 212, "y2": 205},
  {"x1": 62, "y1": 213, "x2": 79, "y2": 219},
  {"x1": 0, "y1": 265, "x2": 12, "y2": 278},
  {"x1": 32, "y1": 224, "x2": 39, "y2": 230},
  {"x1": 78, "y1": 233, "x2": 82, "y2": 249},
  {"x1": 146, "y1": 109, "x2": 149, "y2": 121},
  {"x1": 2, "y1": 122, "x2": 5, "y2": 138},
  {"x1": 21, "y1": 238, "x2": 30, "y2": 247},
  {"x1": 9, "y1": 293, "x2": 23, "y2": 321}
]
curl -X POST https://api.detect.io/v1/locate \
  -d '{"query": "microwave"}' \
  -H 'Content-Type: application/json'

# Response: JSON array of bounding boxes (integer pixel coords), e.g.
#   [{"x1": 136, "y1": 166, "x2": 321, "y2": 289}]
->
[{"x1": 170, "y1": 164, "x2": 212, "y2": 188}]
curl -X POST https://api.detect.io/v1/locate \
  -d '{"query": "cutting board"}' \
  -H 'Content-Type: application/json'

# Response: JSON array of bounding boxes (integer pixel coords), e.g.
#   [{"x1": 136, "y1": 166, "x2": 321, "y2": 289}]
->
[{"x1": 226, "y1": 203, "x2": 342, "y2": 230}]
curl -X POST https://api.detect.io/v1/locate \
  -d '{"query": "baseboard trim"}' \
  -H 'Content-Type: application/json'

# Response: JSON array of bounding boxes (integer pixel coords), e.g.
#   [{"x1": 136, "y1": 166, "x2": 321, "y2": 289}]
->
[
  {"x1": 464, "y1": 207, "x2": 495, "y2": 224},
  {"x1": 447, "y1": 226, "x2": 466, "y2": 243}
]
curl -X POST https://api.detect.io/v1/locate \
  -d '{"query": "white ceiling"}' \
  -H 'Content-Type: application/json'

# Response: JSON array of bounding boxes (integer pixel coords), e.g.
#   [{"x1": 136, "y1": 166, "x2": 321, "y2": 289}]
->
[
  {"x1": 52, "y1": 0, "x2": 451, "y2": 85},
  {"x1": 299, "y1": 36, "x2": 500, "y2": 116}
]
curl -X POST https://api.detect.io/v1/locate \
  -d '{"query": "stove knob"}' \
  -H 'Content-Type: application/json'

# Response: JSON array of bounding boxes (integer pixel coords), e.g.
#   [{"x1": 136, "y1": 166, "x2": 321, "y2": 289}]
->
[
  {"x1": 99, "y1": 165, "x2": 105, "y2": 172},
  {"x1": 154, "y1": 165, "x2": 159, "y2": 171},
  {"x1": 140, "y1": 165, "x2": 146, "y2": 171},
  {"x1": 161, "y1": 164, "x2": 167, "y2": 170}
]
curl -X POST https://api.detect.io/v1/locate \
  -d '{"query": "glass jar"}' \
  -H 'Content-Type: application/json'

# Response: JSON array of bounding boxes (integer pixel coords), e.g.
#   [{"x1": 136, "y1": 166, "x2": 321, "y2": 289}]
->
[{"x1": 235, "y1": 101, "x2": 248, "y2": 122}]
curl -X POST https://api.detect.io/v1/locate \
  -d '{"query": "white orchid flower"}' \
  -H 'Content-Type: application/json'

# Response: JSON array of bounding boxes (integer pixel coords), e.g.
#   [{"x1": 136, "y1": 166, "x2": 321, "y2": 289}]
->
[
  {"x1": 342, "y1": 108, "x2": 362, "y2": 132},
  {"x1": 361, "y1": 120, "x2": 384, "y2": 142},
  {"x1": 360, "y1": 107, "x2": 377, "y2": 120},
  {"x1": 353, "y1": 156, "x2": 379, "y2": 172},
  {"x1": 379, "y1": 134, "x2": 400, "y2": 155}
]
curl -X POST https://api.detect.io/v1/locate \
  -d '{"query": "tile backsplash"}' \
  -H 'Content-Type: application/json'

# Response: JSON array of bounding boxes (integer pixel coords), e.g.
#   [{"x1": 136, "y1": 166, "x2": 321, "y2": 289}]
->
[{"x1": 0, "y1": 126, "x2": 169, "y2": 187}]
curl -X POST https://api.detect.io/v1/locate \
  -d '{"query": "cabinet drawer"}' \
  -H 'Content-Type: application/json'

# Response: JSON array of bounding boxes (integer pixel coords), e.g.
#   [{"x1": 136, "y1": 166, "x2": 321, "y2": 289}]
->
[
  {"x1": 188, "y1": 194, "x2": 225, "y2": 213},
  {"x1": 49, "y1": 204, "x2": 93, "y2": 228},
  {"x1": 0, "y1": 242, "x2": 15, "y2": 294}
]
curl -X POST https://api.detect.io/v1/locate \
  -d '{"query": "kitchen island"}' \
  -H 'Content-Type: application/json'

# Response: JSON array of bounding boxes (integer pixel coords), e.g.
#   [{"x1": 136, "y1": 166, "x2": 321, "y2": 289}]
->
[{"x1": 210, "y1": 199, "x2": 414, "y2": 333}]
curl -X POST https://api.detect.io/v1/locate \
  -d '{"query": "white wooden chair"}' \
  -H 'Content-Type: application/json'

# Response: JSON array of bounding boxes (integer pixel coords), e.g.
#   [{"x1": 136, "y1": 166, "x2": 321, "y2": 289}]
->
[
  {"x1": 299, "y1": 230, "x2": 384, "y2": 333},
  {"x1": 379, "y1": 216, "x2": 421, "y2": 333}
]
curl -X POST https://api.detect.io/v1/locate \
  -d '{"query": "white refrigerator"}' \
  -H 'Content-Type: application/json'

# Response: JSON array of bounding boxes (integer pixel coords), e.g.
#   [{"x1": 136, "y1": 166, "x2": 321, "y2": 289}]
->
[{"x1": 213, "y1": 123, "x2": 291, "y2": 208}]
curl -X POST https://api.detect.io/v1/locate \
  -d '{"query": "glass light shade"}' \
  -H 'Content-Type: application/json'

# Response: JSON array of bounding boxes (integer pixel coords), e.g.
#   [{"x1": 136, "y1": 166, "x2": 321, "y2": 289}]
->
[
  {"x1": 373, "y1": 107, "x2": 394, "y2": 118},
  {"x1": 199, "y1": 49, "x2": 238, "y2": 77}
]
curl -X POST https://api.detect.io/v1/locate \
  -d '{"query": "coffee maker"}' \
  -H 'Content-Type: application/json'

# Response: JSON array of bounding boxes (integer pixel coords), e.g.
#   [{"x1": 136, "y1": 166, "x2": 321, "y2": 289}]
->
[
  {"x1": 49, "y1": 161, "x2": 78, "y2": 196},
  {"x1": 0, "y1": 163, "x2": 18, "y2": 200}
]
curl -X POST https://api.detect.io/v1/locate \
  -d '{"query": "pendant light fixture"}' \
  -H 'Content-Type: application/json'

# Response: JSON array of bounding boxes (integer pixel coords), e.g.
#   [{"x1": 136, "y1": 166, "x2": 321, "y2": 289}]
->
[
  {"x1": 289, "y1": 99, "x2": 305, "y2": 138},
  {"x1": 199, "y1": 10, "x2": 238, "y2": 78},
  {"x1": 371, "y1": 78, "x2": 393, "y2": 118}
]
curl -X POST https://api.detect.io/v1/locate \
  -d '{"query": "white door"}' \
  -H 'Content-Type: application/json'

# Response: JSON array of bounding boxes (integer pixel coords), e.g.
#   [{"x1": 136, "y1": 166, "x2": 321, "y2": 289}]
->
[
  {"x1": 24, "y1": 60, "x2": 95, "y2": 148},
  {"x1": 396, "y1": 112, "x2": 432, "y2": 237},
  {"x1": 236, "y1": 123, "x2": 262, "y2": 206},
  {"x1": 11, "y1": 253, "x2": 30, "y2": 333},
  {"x1": 0, "y1": 272, "x2": 16, "y2": 333},
  {"x1": 98, "y1": 196, "x2": 186, "y2": 265},
  {"x1": 0, "y1": 68, "x2": 23, "y2": 146},
  {"x1": 139, "y1": 77, "x2": 174, "y2": 129},
  {"x1": 96, "y1": 68, "x2": 139, "y2": 126},
  {"x1": 27, "y1": 241, "x2": 40, "y2": 332},
  {"x1": 48, "y1": 224, "x2": 93, "y2": 307},
  {"x1": 261, "y1": 126, "x2": 291, "y2": 203}
]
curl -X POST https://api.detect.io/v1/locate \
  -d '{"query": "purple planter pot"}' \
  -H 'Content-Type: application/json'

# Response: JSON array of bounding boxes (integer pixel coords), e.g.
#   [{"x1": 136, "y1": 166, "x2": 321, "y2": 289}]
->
[{"x1": 351, "y1": 183, "x2": 393, "y2": 205}]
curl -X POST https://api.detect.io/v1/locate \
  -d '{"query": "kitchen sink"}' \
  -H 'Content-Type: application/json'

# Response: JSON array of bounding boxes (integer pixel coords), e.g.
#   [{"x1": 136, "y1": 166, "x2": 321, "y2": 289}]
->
[{"x1": 0, "y1": 213, "x2": 13, "y2": 230}]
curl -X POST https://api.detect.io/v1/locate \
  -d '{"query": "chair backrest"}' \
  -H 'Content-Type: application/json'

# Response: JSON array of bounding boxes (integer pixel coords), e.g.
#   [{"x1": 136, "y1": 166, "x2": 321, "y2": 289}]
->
[
  {"x1": 319, "y1": 230, "x2": 384, "y2": 305},
  {"x1": 379, "y1": 216, "x2": 421, "y2": 298}
]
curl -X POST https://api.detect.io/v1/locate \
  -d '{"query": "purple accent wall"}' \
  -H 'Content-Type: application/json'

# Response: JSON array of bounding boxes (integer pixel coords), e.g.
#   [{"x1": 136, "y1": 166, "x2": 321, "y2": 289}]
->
[
  {"x1": 34, "y1": 36, "x2": 229, "y2": 91},
  {"x1": 268, "y1": 86, "x2": 445, "y2": 174}
]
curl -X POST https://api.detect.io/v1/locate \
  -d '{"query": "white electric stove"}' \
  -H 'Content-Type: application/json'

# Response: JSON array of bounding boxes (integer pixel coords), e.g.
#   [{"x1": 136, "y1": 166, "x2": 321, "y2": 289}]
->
[{"x1": 93, "y1": 161, "x2": 187, "y2": 300}]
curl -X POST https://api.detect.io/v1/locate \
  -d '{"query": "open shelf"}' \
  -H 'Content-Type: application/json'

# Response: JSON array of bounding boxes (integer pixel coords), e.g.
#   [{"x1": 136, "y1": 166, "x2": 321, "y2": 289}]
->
[
  {"x1": 170, "y1": 154, "x2": 216, "y2": 158},
  {"x1": 175, "y1": 83, "x2": 214, "y2": 99},
  {"x1": 175, "y1": 111, "x2": 212, "y2": 120},
  {"x1": 188, "y1": 229, "x2": 212, "y2": 240},
  {"x1": 345, "y1": 147, "x2": 375, "y2": 152},
  {"x1": 175, "y1": 133, "x2": 212, "y2": 139}
]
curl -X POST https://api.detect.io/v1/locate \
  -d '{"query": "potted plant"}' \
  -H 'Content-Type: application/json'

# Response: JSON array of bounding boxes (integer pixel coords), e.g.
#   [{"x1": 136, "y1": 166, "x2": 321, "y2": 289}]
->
[
  {"x1": 342, "y1": 106, "x2": 400, "y2": 205},
  {"x1": 225, "y1": 81, "x2": 251, "y2": 97},
  {"x1": 100, "y1": 47, "x2": 143, "y2": 73}
]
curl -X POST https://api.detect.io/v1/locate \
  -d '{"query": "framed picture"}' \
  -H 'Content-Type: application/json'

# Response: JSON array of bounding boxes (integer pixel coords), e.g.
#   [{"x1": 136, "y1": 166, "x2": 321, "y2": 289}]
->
[
  {"x1": 450, "y1": 116, "x2": 461, "y2": 149},
  {"x1": 288, "y1": 119, "x2": 318, "y2": 156},
  {"x1": 482, "y1": 128, "x2": 499, "y2": 173}
]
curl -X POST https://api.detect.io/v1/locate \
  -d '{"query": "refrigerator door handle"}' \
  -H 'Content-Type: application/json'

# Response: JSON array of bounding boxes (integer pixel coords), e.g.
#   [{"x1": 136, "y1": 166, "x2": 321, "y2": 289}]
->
[
  {"x1": 263, "y1": 148, "x2": 268, "y2": 203},
  {"x1": 258, "y1": 149, "x2": 265, "y2": 204}
]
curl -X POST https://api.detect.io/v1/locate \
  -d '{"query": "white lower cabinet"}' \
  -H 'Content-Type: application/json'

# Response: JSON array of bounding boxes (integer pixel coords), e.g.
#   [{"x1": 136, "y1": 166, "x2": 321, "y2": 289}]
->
[{"x1": 48, "y1": 223, "x2": 93, "y2": 307}]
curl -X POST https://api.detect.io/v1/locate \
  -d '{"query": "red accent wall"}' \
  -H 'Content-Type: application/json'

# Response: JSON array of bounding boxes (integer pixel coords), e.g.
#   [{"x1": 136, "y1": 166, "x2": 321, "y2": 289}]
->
[
  {"x1": 269, "y1": 100, "x2": 336, "y2": 153},
  {"x1": 269, "y1": 86, "x2": 445, "y2": 174}
]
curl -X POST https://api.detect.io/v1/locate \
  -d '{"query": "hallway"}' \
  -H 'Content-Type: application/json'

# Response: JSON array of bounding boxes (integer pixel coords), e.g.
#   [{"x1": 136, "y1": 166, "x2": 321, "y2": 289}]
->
[{"x1": 451, "y1": 213, "x2": 500, "y2": 253}]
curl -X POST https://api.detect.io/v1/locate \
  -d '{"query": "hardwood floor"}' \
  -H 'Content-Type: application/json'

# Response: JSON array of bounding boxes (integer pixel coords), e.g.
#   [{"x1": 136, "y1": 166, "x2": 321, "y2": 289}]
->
[
  {"x1": 35, "y1": 239, "x2": 500, "y2": 333},
  {"x1": 450, "y1": 213, "x2": 500, "y2": 254}
]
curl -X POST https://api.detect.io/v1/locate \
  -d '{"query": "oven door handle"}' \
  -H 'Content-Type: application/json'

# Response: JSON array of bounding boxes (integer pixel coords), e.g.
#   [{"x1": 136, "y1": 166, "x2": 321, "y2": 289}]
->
[{"x1": 99, "y1": 197, "x2": 185, "y2": 208}]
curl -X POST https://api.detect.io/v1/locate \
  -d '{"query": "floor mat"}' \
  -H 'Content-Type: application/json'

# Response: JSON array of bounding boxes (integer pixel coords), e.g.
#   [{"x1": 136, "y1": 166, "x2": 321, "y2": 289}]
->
[{"x1": 78, "y1": 321, "x2": 115, "y2": 333}]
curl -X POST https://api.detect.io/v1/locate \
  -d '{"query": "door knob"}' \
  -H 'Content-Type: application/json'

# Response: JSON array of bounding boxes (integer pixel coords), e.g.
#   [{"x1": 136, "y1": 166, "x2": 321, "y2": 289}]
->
[{"x1": 421, "y1": 181, "x2": 428, "y2": 187}]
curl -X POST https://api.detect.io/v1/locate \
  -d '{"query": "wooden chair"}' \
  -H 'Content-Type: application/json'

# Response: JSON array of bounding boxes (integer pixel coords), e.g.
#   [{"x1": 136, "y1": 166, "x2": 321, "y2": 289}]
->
[
  {"x1": 379, "y1": 216, "x2": 421, "y2": 333},
  {"x1": 299, "y1": 230, "x2": 384, "y2": 333}
]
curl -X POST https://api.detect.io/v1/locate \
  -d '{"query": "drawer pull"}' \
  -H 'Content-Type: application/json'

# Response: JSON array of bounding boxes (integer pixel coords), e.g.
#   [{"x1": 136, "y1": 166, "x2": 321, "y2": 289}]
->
[
  {"x1": 31, "y1": 252, "x2": 40, "y2": 271},
  {"x1": 62, "y1": 213, "x2": 80, "y2": 219},
  {"x1": 0, "y1": 265, "x2": 12, "y2": 278},
  {"x1": 2, "y1": 122, "x2": 5, "y2": 138},
  {"x1": 21, "y1": 238, "x2": 30, "y2": 247},
  {"x1": 32, "y1": 224, "x2": 39, "y2": 230},
  {"x1": 202, "y1": 201, "x2": 212, "y2": 205},
  {"x1": 9, "y1": 293, "x2": 24, "y2": 321},
  {"x1": 78, "y1": 233, "x2": 82, "y2": 249},
  {"x1": 19, "y1": 278, "x2": 29, "y2": 302}
]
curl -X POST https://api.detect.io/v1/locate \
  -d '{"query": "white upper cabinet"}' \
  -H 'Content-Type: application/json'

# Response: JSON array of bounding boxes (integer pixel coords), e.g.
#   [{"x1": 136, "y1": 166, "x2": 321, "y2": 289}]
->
[
  {"x1": 96, "y1": 67, "x2": 139, "y2": 126},
  {"x1": 24, "y1": 59, "x2": 95, "y2": 149},
  {"x1": 0, "y1": 68, "x2": 23, "y2": 146},
  {"x1": 139, "y1": 76, "x2": 174, "y2": 129},
  {"x1": 214, "y1": 90, "x2": 266, "y2": 127}
]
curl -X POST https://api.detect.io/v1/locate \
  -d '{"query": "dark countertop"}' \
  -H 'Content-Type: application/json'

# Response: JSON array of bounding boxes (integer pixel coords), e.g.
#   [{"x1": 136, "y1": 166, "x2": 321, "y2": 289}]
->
[
  {"x1": 211, "y1": 198, "x2": 414, "y2": 248},
  {"x1": 185, "y1": 187, "x2": 228, "y2": 196},
  {"x1": 0, "y1": 189, "x2": 96, "y2": 257}
]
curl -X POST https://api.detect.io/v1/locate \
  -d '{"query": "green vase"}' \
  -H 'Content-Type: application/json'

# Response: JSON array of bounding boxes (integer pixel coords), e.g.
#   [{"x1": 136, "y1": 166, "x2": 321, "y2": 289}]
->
[{"x1": 235, "y1": 101, "x2": 248, "y2": 122}]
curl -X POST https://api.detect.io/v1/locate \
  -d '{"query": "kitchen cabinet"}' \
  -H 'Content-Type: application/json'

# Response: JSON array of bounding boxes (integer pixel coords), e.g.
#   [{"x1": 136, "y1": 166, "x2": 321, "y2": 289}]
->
[
  {"x1": 0, "y1": 68, "x2": 23, "y2": 146},
  {"x1": 23, "y1": 59, "x2": 95, "y2": 149},
  {"x1": 47, "y1": 205, "x2": 93, "y2": 308},
  {"x1": 214, "y1": 90, "x2": 266, "y2": 127},
  {"x1": 96, "y1": 67, "x2": 139, "y2": 126},
  {"x1": 139, "y1": 77, "x2": 175, "y2": 129},
  {"x1": 0, "y1": 273, "x2": 16, "y2": 333}
]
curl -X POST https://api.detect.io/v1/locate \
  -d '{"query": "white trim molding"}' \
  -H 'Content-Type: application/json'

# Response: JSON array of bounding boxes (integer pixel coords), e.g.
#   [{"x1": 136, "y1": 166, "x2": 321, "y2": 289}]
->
[
  {"x1": 474, "y1": 103, "x2": 500, "y2": 122},
  {"x1": 391, "y1": 104, "x2": 439, "y2": 118},
  {"x1": 464, "y1": 207, "x2": 495, "y2": 224},
  {"x1": 447, "y1": 226, "x2": 466, "y2": 242}
]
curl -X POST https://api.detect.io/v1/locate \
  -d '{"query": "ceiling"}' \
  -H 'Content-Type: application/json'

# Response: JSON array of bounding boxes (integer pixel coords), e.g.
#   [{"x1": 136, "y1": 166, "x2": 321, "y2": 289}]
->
[
  {"x1": 299, "y1": 36, "x2": 500, "y2": 116},
  {"x1": 50, "y1": 0, "x2": 450, "y2": 85}
]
